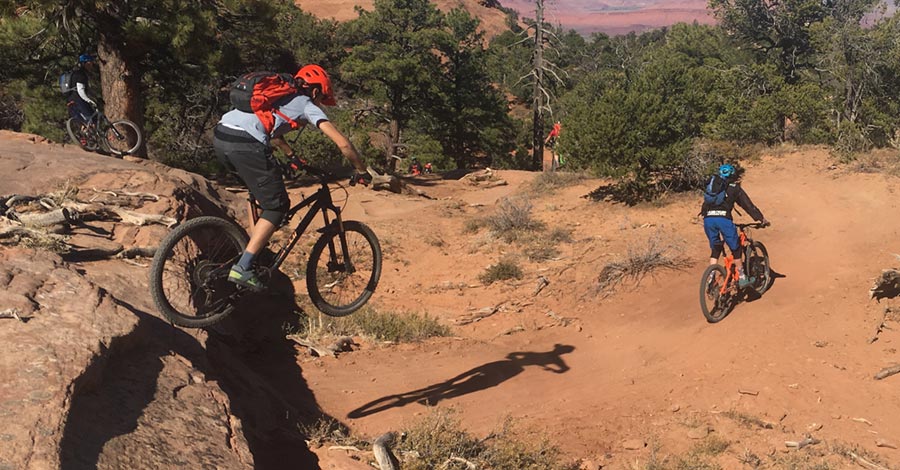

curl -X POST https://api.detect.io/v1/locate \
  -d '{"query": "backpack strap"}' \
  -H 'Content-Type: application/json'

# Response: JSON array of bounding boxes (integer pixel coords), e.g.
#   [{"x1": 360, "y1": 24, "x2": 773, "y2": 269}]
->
[{"x1": 273, "y1": 109, "x2": 299, "y2": 130}]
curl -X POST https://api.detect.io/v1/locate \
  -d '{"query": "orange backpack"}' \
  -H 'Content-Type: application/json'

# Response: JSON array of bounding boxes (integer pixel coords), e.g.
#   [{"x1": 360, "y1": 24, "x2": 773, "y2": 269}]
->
[{"x1": 230, "y1": 72, "x2": 300, "y2": 134}]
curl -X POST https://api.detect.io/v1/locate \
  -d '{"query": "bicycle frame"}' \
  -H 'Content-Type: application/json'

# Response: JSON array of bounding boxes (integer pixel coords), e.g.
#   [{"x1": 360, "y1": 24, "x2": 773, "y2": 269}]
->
[
  {"x1": 246, "y1": 178, "x2": 347, "y2": 275},
  {"x1": 717, "y1": 226, "x2": 753, "y2": 295}
]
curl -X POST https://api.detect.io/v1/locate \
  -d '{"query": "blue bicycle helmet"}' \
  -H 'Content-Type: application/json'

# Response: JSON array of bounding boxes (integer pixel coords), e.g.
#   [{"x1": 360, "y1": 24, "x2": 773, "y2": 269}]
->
[
  {"x1": 78, "y1": 54, "x2": 95, "y2": 64},
  {"x1": 718, "y1": 163, "x2": 735, "y2": 179}
]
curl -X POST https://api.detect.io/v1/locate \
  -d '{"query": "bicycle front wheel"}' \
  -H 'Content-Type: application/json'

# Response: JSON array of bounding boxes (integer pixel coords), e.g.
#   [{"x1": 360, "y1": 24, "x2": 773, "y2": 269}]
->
[
  {"x1": 66, "y1": 118, "x2": 98, "y2": 151},
  {"x1": 306, "y1": 221, "x2": 382, "y2": 317},
  {"x1": 103, "y1": 119, "x2": 143, "y2": 156},
  {"x1": 149, "y1": 216, "x2": 249, "y2": 328},
  {"x1": 746, "y1": 241, "x2": 771, "y2": 295},
  {"x1": 700, "y1": 264, "x2": 732, "y2": 323}
]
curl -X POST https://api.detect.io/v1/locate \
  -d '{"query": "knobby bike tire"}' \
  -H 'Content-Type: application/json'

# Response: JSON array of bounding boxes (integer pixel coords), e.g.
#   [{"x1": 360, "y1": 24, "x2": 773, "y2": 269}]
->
[
  {"x1": 149, "y1": 216, "x2": 249, "y2": 328},
  {"x1": 746, "y1": 241, "x2": 772, "y2": 295},
  {"x1": 306, "y1": 221, "x2": 382, "y2": 317},
  {"x1": 102, "y1": 119, "x2": 143, "y2": 156},
  {"x1": 65, "y1": 118, "x2": 98, "y2": 152},
  {"x1": 699, "y1": 264, "x2": 730, "y2": 323}
]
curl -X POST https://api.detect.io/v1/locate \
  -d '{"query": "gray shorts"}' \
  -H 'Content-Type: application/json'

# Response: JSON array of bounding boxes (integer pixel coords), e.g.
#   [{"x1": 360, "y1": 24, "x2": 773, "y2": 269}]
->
[{"x1": 213, "y1": 125, "x2": 289, "y2": 212}]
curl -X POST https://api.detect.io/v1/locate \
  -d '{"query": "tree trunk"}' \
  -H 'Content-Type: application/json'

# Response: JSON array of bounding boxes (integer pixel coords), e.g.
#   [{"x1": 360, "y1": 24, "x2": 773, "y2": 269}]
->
[
  {"x1": 388, "y1": 114, "x2": 400, "y2": 174},
  {"x1": 531, "y1": 0, "x2": 545, "y2": 171},
  {"x1": 98, "y1": 32, "x2": 146, "y2": 157}
]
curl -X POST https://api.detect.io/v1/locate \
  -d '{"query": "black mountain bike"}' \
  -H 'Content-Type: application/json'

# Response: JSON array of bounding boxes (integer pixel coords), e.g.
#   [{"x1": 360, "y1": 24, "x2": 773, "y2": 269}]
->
[
  {"x1": 149, "y1": 162, "x2": 382, "y2": 328},
  {"x1": 699, "y1": 222, "x2": 771, "y2": 323},
  {"x1": 66, "y1": 110, "x2": 142, "y2": 156}
]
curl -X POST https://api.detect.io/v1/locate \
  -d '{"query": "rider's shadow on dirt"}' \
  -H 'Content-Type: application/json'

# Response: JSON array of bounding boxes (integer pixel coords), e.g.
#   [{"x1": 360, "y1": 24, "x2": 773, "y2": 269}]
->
[
  {"x1": 347, "y1": 344, "x2": 575, "y2": 419},
  {"x1": 745, "y1": 266, "x2": 786, "y2": 302}
]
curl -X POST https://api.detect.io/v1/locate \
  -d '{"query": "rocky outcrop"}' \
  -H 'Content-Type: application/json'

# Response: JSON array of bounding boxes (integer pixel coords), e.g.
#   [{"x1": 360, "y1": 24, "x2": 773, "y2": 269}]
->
[
  {"x1": 0, "y1": 136, "x2": 325, "y2": 469},
  {"x1": 0, "y1": 249, "x2": 253, "y2": 469}
]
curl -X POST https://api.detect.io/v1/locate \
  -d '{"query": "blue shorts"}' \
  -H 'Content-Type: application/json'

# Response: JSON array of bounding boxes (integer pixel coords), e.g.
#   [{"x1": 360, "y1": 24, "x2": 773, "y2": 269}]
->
[{"x1": 703, "y1": 217, "x2": 740, "y2": 253}]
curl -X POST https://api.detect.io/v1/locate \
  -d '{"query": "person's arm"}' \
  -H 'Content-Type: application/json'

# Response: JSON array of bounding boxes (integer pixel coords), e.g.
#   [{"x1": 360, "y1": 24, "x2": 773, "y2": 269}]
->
[
  {"x1": 270, "y1": 136, "x2": 296, "y2": 159},
  {"x1": 318, "y1": 121, "x2": 367, "y2": 173},
  {"x1": 734, "y1": 185, "x2": 766, "y2": 222},
  {"x1": 76, "y1": 82, "x2": 96, "y2": 107}
]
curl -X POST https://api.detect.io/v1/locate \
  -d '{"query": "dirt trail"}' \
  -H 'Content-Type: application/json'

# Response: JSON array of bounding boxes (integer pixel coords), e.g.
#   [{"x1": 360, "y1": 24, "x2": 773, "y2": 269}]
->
[{"x1": 300, "y1": 150, "x2": 900, "y2": 465}]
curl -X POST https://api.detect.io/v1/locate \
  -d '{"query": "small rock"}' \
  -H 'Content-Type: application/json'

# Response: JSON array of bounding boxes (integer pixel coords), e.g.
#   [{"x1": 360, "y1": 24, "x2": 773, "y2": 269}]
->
[
  {"x1": 807, "y1": 423, "x2": 823, "y2": 432},
  {"x1": 688, "y1": 426, "x2": 711, "y2": 439},
  {"x1": 189, "y1": 371, "x2": 205, "y2": 384},
  {"x1": 876, "y1": 438, "x2": 898, "y2": 449},
  {"x1": 670, "y1": 404, "x2": 681, "y2": 412},
  {"x1": 622, "y1": 439, "x2": 646, "y2": 450}
]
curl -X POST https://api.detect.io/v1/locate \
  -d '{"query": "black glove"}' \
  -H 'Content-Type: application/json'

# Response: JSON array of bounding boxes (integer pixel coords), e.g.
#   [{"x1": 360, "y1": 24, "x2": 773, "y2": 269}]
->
[
  {"x1": 282, "y1": 157, "x2": 307, "y2": 177},
  {"x1": 350, "y1": 169, "x2": 372, "y2": 186}
]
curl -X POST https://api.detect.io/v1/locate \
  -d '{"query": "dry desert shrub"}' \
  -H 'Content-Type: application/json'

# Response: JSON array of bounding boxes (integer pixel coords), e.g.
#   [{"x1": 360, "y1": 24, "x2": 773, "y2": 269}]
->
[
  {"x1": 479, "y1": 256, "x2": 524, "y2": 285},
  {"x1": 486, "y1": 196, "x2": 544, "y2": 242},
  {"x1": 596, "y1": 234, "x2": 693, "y2": 297},
  {"x1": 296, "y1": 308, "x2": 450, "y2": 344},
  {"x1": 526, "y1": 171, "x2": 588, "y2": 194},
  {"x1": 398, "y1": 409, "x2": 575, "y2": 470}
]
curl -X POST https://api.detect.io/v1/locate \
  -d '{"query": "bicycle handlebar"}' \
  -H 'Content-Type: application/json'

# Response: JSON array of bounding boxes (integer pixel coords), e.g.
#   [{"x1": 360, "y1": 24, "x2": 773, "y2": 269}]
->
[{"x1": 736, "y1": 222, "x2": 769, "y2": 229}]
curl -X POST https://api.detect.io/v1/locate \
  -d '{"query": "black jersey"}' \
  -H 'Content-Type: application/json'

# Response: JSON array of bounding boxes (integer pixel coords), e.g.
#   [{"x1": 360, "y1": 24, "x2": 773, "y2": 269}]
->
[{"x1": 700, "y1": 181, "x2": 764, "y2": 221}]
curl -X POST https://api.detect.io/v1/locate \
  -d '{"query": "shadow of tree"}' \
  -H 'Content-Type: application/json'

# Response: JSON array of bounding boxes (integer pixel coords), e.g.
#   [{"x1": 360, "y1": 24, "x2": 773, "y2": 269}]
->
[{"x1": 347, "y1": 344, "x2": 575, "y2": 419}]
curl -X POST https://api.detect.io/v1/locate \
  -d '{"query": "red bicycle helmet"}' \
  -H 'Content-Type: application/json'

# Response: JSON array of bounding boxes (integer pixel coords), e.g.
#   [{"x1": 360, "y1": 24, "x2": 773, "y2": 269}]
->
[{"x1": 295, "y1": 64, "x2": 336, "y2": 106}]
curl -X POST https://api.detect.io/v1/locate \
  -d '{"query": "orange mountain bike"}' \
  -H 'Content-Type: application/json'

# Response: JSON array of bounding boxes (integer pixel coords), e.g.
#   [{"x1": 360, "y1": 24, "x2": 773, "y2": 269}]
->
[{"x1": 699, "y1": 222, "x2": 771, "y2": 323}]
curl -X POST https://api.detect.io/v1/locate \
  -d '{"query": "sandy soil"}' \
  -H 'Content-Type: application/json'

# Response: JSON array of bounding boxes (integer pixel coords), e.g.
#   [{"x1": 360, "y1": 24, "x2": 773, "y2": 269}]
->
[{"x1": 289, "y1": 147, "x2": 900, "y2": 467}]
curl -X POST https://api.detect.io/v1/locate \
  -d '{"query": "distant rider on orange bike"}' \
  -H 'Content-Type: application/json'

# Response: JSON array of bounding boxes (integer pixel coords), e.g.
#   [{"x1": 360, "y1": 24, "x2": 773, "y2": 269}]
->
[{"x1": 701, "y1": 164, "x2": 770, "y2": 288}]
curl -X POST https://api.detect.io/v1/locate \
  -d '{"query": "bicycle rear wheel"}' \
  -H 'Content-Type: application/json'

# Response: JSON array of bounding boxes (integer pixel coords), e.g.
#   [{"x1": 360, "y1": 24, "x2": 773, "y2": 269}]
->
[
  {"x1": 66, "y1": 118, "x2": 98, "y2": 151},
  {"x1": 149, "y1": 216, "x2": 249, "y2": 328},
  {"x1": 700, "y1": 264, "x2": 733, "y2": 323},
  {"x1": 746, "y1": 241, "x2": 771, "y2": 295},
  {"x1": 103, "y1": 119, "x2": 142, "y2": 156},
  {"x1": 306, "y1": 221, "x2": 382, "y2": 317}
]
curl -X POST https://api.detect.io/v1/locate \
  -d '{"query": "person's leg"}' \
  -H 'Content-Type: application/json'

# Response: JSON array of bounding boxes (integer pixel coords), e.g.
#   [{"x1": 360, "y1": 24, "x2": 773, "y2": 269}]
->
[
  {"x1": 214, "y1": 133, "x2": 289, "y2": 289},
  {"x1": 703, "y1": 218, "x2": 724, "y2": 265},
  {"x1": 719, "y1": 219, "x2": 749, "y2": 285}
]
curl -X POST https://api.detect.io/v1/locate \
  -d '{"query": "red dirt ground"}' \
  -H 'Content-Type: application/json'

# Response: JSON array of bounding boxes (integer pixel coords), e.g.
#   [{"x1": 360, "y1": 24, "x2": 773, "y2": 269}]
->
[{"x1": 298, "y1": 147, "x2": 900, "y2": 468}]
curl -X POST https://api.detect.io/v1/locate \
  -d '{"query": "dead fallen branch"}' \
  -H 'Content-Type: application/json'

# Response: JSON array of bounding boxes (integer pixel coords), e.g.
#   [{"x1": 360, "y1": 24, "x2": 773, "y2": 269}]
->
[
  {"x1": 118, "y1": 246, "x2": 157, "y2": 259},
  {"x1": 874, "y1": 364, "x2": 900, "y2": 380},
  {"x1": 287, "y1": 335, "x2": 337, "y2": 357},
  {"x1": 785, "y1": 436, "x2": 820, "y2": 449},
  {"x1": 0, "y1": 308, "x2": 26, "y2": 322},
  {"x1": 14, "y1": 208, "x2": 74, "y2": 227},
  {"x1": 90, "y1": 187, "x2": 160, "y2": 202},
  {"x1": 849, "y1": 451, "x2": 891, "y2": 470},
  {"x1": 287, "y1": 335, "x2": 357, "y2": 357},
  {"x1": 869, "y1": 307, "x2": 893, "y2": 344},
  {"x1": 373, "y1": 432, "x2": 399, "y2": 470},
  {"x1": 870, "y1": 269, "x2": 900, "y2": 301},
  {"x1": 533, "y1": 276, "x2": 549, "y2": 296},
  {"x1": 457, "y1": 303, "x2": 504, "y2": 325},
  {"x1": 63, "y1": 202, "x2": 176, "y2": 227}
]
